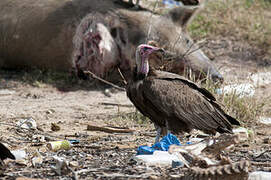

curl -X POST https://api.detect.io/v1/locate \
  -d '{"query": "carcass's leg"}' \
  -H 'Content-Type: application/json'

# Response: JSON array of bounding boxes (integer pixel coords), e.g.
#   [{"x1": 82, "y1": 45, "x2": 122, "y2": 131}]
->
[{"x1": 154, "y1": 124, "x2": 162, "y2": 144}]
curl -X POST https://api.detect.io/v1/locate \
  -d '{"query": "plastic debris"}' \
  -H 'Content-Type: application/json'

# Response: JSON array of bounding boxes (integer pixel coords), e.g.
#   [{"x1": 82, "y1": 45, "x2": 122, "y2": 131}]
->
[
  {"x1": 189, "y1": 137, "x2": 205, "y2": 143},
  {"x1": 248, "y1": 171, "x2": 271, "y2": 180},
  {"x1": 216, "y1": 83, "x2": 255, "y2": 98},
  {"x1": 11, "y1": 149, "x2": 26, "y2": 160},
  {"x1": 47, "y1": 140, "x2": 72, "y2": 152},
  {"x1": 163, "y1": 0, "x2": 184, "y2": 8},
  {"x1": 52, "y1": 156, "x2": 70, "y2": 175},
  {"x1": 259, "y1": 117, "x2": 271, "y2": 125},
  {"x1": 32, "y1": 135, "x2": 46, "y2": 143},
  {"x1": 133, "y1": 151, "x2": 184, "y2": 167},
  {"x1": 134, "y1": 134, "x2": 184, "y2": 167},
  {"x1": 31, "y1": 150, "x2": 43, "y2": 167},
  {"x1": 233, "y1": 127, "x2": 254, "y2": 142},
  {"x1": 137, "y1": 133, "x2": 181, "y2": 155},
  {"x1": 0, "y1": 89, "x2": 15, "y2": 96},
  {"x1": 251, "y1": 72, "x2": 271, "y2": 87},
  {"x1": 16, "y1": 118, "x2": 37, "y2": 130}
]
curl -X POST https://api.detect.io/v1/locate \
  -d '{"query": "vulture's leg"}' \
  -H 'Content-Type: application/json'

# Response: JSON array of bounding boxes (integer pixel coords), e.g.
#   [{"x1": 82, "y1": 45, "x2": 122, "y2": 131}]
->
[
  {"x1": 135, "y1": 0, "x2": 140, "y2": 6},
  {"x1": 128, "y1": 0, "x2": 133, "y2": 4},
  {"x1": 154, "y1": 124, "x2": 162, "y2": 144},
  {"x1": 165, "y1": 121, "x2": 171, "y2": 135}
]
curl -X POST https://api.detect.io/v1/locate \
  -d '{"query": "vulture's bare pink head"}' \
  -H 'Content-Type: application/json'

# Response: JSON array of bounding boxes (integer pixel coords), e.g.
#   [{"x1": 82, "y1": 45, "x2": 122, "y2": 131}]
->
[{"x1": 135, "y1": 44, "x2": 164, "y2": 77}]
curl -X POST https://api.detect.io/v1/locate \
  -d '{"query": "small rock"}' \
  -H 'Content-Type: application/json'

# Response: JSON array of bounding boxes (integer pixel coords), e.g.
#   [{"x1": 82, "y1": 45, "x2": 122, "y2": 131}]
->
[
  {"x1": 51, "y1": 123, "x2": 61, "y2": 131},
  {"x1": 69, "y1": 161, "x2": 79, "y2": 167},
  {"x1": 263, "y1": 138, "x2": 271, "y2": 144},
  {"x1": 149, "y1": 175, "x2": 159, "y2": 180},
  {"x1": 103, "y1": 89, "x2": 111, "y2": 97}
]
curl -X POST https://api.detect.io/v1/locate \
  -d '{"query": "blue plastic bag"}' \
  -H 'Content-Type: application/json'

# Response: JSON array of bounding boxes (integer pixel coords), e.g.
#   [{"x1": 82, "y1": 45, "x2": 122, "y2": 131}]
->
[{"x1": 137, "y1": 133, "x2": 182, "y2": 155}]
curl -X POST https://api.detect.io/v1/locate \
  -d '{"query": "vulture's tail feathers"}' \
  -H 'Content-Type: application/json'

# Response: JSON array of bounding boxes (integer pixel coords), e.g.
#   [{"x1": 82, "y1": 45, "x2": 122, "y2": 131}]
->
[
  {"x1": 225, "y1": 114, "x2": 240, "y2": 126},
  {"x1": 216, "y1": 126, "x2": 233, "y2": 134}
]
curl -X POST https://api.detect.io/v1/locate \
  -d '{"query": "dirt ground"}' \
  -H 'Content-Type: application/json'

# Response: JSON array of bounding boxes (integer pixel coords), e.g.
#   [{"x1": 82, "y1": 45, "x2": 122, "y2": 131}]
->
[{"x1": 0, "y1": 36, "x2": 270, "y2": 179}]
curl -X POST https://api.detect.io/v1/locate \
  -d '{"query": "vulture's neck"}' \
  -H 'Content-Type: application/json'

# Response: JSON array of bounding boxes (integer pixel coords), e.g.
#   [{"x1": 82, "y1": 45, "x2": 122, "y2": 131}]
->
[{"x1": 133, "y1": 66, "x2": 157, "y2": 81}]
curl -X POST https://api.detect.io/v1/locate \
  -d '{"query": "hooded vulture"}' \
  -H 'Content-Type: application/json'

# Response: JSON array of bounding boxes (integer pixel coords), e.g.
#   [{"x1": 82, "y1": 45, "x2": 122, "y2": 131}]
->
[{"x1": 126, "y1": 44, "x2": 240, "y2": 143}]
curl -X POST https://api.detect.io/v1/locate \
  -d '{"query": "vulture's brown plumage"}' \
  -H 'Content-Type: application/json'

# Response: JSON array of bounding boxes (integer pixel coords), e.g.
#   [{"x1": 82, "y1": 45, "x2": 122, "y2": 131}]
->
[{"x1": 126, "y1": 44, "x2": 240, "y2": 142}]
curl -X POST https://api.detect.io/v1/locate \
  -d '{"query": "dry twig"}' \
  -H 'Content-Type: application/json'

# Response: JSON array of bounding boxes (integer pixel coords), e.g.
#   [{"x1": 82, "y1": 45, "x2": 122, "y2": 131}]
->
[
  {"x1": 84, "y1": 70, "x2": 125, "y2": 91},
  {"x1": 117, "y1": 68, "x2": 127, "y2": 85},
  {"x1": 99, "y1": 102, "x2": 133, "y2": 107},
  {"x1": 87, "y1": 124, "x2": 134, "y2": 133}
]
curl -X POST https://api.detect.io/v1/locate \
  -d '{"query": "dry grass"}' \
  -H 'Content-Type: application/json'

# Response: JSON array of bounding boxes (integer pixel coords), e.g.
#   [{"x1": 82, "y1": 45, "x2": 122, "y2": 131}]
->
[
  {"x1": 189, "y1": 0, "x2": 271, "y2": 55},
  {"x1": 203, "y1": 79, "x2": 270, "y2": 126}
]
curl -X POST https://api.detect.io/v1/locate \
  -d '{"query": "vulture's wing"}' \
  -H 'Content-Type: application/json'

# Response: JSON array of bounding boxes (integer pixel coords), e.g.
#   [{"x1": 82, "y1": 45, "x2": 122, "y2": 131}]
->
[{"x1": 142, "y1": 72, "x2": 239, "y2": 133}]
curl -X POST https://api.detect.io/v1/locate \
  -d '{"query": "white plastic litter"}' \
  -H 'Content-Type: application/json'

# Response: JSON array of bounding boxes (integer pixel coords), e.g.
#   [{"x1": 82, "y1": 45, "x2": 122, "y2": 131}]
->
[
  {"x1": 251, "y1": 72, "x2": 271, "y2": 87},
  {"x1": 0, "y1": 89, "x2": 15, "y2": 96},
  {"x1": 189, "y1": 137, "x2": 204, "y2": 143},
  {"x1": 163, "y1": 0, "x2": 184, "y2": 8},
  {"x1": 248, "y1": 171, "x2": 271, "y2": 180},
  {"x1": 133, "y1": 151, "x2": 183, "y2": 167},
  {"x1": 233, "y1": 127, "x2": 254, "y2": 142},
  {"x1": 16, "y1": 118, "x2": 37, "y2": 129},
  {"x1": 259, "y1": 117, "x2": 271, "y2": 125},
  {"x1": 216, "y1": 83, "x2": 255, "y2": 98},
  {"x1": 11, "y1": 149, "x2": 26, "y2": 160}
]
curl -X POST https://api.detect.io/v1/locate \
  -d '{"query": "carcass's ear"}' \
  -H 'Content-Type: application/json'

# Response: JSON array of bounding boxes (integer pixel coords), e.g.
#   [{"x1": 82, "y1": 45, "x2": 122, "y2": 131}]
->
[{"x1": 166, "y1": 5, "x2": 200, "y2": 30}]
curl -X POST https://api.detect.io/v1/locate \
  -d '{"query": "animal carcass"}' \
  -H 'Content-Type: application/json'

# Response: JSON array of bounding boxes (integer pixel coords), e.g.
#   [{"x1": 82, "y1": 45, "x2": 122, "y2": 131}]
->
[{"x1": 0, "y1": 0, "x2": 223, "y2": 82}]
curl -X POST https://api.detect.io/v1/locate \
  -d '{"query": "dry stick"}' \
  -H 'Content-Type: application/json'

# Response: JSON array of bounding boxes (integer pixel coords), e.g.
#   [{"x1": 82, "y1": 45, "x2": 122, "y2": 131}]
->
[
  {"x1": 146, "y1": 0, "x2": 159, "y2": 43},
  {"x1": 84, "y1": 70, "x2": 125, "y2": 91},
  {"x1": 117, "y1": 68, "x2": 127, "y2": 85},
  {"x1": 99, "y1": 102, "x2": 133, "y2": 107},
  {"x1": 87, "y1": 124, "x2": 134, "y2": 133},
  {"x1": 185, "y1": 40, "x2": 207, "y2": 57}
]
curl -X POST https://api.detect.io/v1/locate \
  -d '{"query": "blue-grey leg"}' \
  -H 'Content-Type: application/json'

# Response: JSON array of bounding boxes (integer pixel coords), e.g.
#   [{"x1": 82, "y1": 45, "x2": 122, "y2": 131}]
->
[
  {"x1": 165, "y1": 120, "x2": 171, "y2": 135},
  {"x1": 154, "y1": 124, "x2": 162, "y2": 144},
  {"x1": 134, "y1": 0, "x2": 140, "y2": 8}
]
